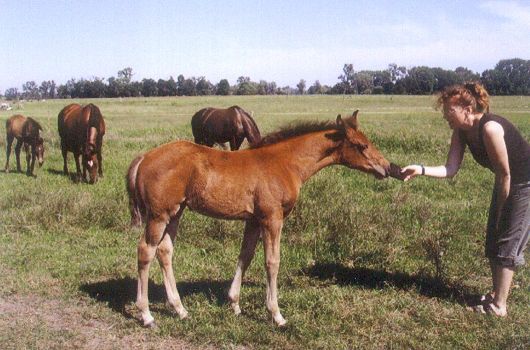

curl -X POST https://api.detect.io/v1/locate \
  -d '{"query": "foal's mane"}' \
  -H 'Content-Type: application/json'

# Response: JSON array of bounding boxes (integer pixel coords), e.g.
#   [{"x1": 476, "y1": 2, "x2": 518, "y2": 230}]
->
[
  {"x1": 85, "y1": 103, "x2": 103, "y2": 128},
  {"x1": 250, "y1": 120, "x2": 339, "y2": 148}
]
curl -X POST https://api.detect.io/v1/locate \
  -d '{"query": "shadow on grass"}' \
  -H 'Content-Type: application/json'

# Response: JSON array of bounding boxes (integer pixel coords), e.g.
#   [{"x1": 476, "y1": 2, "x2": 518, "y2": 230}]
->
[
  {"x1": 304, "y1": 262, "x2": 479, "y2": 306},
  {"x1": 1, "y1": 169, "x2": 29, "y2": 176},
  {"x1": 80, "y1": 277, "x2": 258, "y2": 319},
  {"x1": 47, "y1": 168, "x2": 82, "y2": 183}
]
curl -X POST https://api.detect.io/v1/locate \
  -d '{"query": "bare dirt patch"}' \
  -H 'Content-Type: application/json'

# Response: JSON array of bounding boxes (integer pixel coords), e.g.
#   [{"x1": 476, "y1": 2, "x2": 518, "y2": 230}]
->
[{"x1": 0, "y1": 294, "x2": 222, "y2": 350}]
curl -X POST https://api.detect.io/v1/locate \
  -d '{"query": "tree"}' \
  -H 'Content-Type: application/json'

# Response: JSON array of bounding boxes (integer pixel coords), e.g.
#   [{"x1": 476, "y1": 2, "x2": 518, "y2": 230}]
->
[
  {"x1": 196, "y1": 77, "x2": 214, "y2": 95},
  {"x1": 388, "y1": 63, "x2": 407, "y2": 83},
  {"x1": 402, "y1": 66, "x2": 436, "y2": 94},
  {"x1": 431, "y1": 68, "x2": 459, "y2": 92},
  {"x1": 266, "y1": 81, "x2": 277, "y2": 95},
  {"x1": 39, "y1": 80, "x2": 56, "y2": 99},
  {"x1": 355, "y1": 71, "x2": 374, "y2": 94},
  {"x1": 132, "y1": 81, "x2": 143, "y2": 97},
  {"x1": 257, "y1": 80, "x2": 268, "y2": 95},
  {"x1": 296, "y1": 79, "x2": 306, "y2": 95},
  {"x1": 236, "y1": 76, "x2": 257, "y2": 95},
  {"x1": 157, "y1": 79, "x2": 170, "y2": 96},
  {"x1": 106, "y1": 77, "x2": 120, "y2": 97},
  {"x1": 141, "y1": 78, "x2": 158, "y2": 97},
  {"x1": 237, "y1": 76, "x2": 251, "y2": 84},
  {"x1": 4, "y1": 87, "x2": 19, "y2": 100},
  {"x1": 118, "y1": 67, "x2": 133, "y2": 84},
  {"x1": 216, "y1": 79, "x2": 231, "y2": 95},
  {"x1": 167, "y1": 76, "x2": 178, "y2": 96},
  {"x1": 338, "y1": 64, "x2": 357, "y2": 94},
  {"x1": 455, "y1": 67, "x2": 480, "y2": 83},
  {"x1": 493, "y1": 58, "x2": 530, "y2": 95},
  {"x1": 22, "y1": 81, "x2": 39, "y2": 100}
]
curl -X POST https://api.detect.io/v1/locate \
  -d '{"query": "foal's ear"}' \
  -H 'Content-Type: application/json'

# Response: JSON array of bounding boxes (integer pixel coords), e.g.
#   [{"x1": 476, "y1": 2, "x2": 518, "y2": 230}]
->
[
  {"x1": 336, "y1": 114, "x2": 344, "y2": 129},
  {"x1": 346, "y1": 110, "x2": 360, "y2": 130},
  {"x1": 351, "y1": 110, "x2": 359, "y2": 122}
]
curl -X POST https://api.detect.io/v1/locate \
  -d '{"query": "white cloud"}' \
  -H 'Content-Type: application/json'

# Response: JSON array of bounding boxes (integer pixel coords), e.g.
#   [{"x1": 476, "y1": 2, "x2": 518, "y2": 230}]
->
[{"x1": 481, "y1": 1, "x2": 530, "y2": 27}]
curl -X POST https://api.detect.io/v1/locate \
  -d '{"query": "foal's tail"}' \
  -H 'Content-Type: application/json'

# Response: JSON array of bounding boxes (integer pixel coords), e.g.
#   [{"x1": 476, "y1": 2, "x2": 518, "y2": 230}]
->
[
  {"x1": 236, "y1": 107, "x2": 261, "y2": 146},
  {"x1": 126, "y1": 154, "x2": 146, "y2": 227}
]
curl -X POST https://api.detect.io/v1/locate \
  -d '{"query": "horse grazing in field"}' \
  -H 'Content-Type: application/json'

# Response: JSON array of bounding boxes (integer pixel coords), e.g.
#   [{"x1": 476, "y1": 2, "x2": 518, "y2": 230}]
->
[
  {"x1": 4, "y1": 114, "x2": 44, "y2": 176},
  {"x1": 191, "y1": 105, "x2": 261, "y2": 150},
  {"x1": 58, "y1": 103, "x2": 105, "y2": 184},
  {"x1": 127, "y1": 110, "x2": 400, "y2": 327}
]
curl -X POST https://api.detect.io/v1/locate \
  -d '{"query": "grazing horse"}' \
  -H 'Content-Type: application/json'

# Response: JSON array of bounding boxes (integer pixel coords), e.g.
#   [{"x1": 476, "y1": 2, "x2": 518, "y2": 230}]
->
[
  {"x1": 4, "y1": 114, "x2": 44, "y2": 176},
  {"x1": 127, "y1": 110, "x2": 399, "y2": 327},
  {"x1": 58, "y1": 103, "x2": 105, "y2": 183},
  {"x1": 191, "y1": 105, "x2": 261, "y2": 150}
]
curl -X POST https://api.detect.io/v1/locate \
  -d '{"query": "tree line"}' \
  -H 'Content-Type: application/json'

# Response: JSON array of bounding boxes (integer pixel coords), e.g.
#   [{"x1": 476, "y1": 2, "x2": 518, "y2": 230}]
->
[{"x1": 2, "y1": 58, "x2": 529, "y2": 100}]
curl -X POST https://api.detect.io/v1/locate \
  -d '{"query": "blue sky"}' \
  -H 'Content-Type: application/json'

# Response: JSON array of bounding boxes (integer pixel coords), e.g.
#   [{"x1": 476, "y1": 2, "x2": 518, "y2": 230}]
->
[{"x1": 1, "y1": 0, "x2": 530, "y2": 91}]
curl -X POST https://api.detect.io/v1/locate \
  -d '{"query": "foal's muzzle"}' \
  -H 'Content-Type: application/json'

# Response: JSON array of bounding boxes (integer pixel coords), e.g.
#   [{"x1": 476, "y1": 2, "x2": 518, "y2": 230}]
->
[{"x1": 388, "y1": 163, "x2": 406, "y2": 181}]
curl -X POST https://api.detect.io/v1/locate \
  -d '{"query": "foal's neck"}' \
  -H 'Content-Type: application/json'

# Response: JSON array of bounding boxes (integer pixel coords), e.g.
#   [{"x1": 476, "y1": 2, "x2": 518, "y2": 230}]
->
[{"x1": 284, "y1": 131, "x2": 340, "y2": 183}]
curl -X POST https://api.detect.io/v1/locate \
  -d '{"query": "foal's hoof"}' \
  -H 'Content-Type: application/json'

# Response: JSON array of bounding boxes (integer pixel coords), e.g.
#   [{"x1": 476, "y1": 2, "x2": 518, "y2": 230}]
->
[
  {"x1": 273, "y1": 314, "x2": 287, "y2": 327},
  {"x1": 143, "y1": 320, "x2": 156, "y2": 328},
  {"x1": 176, "y1": 308, "x2": 189, "y2": 320},
  {"x1": 231, "y1": 302, "x2": 242, "y2": 315}
]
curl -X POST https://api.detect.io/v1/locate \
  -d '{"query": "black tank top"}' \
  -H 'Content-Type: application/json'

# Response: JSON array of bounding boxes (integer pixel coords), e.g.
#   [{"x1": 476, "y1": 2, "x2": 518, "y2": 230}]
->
[{"x1": 460, "y1": 113, "x2": 530, "y2": 184}]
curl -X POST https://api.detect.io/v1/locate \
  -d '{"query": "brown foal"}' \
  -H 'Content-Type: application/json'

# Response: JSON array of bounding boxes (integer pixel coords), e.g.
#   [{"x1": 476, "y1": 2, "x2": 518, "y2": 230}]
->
[{"x1": 127, "y1": 111, "x2": 393, "y2": 327}]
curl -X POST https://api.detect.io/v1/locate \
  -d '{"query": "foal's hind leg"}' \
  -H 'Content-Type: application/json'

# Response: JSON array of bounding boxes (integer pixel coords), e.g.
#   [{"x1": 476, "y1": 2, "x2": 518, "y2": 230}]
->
[
  {"x1": 156, "y1": 208, "x2": 188, "y2": 319},
  {"x1": 4, "y1": 134, "x2": 14, "y2": 172},
  {"x1": 228, "y1": 219, "x2": 261, "y2": 315},
  {"x1": 24, "y1": 143, "x2": 32, "y2": 176},
  {"x1": 136, "y1": 218, "x2": 166, "y2": 327}
]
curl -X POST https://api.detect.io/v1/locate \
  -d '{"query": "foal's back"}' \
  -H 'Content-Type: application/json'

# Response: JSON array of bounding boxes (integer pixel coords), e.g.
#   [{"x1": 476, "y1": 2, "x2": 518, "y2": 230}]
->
[
  {"x1": 137, "y1": 140, "x2": 274, "y2": 220},
  {"x1": 6, "y1": 115, "x2": 27, "y2": 139}
]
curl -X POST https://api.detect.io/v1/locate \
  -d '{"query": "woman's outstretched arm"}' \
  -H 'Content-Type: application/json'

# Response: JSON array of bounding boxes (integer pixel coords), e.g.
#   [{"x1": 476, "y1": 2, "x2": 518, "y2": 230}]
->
[{"x1": 401, "y1": 130, "x2": 465, "y2": 181}]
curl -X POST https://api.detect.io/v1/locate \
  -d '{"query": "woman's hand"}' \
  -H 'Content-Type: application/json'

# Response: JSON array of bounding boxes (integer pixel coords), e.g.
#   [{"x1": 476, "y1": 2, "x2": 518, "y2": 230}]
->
[{"x1": 400, "y1": 165, "x2": 422, "y2": 181}]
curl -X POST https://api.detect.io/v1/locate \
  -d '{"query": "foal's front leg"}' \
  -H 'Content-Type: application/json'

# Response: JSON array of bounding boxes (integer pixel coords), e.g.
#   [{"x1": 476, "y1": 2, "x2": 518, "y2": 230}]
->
[
  {"x1": 136, "y1": 219, "x2": 166, "y2": 327},
  {"x1": 262, "y1": 215, "x2": 286, "y2": 326},
  {"x1": 14, "y1": 140, "x2": 23, "y2": 172},
  {"x1": 24, "y1": 143, "x2": 33, "y2": 176},
  {"x1": 97, "y1": 137, "x2": 103, "y2": 177},
  {"x1": 228, "y1": 219, "x2": 261, "y2": 314},
  {"x1": 61, "y1": 140, "x2": 69, "y2": 175},
  {"x1": 73, "y1": 152, "x2": 82, "y2": 182}
]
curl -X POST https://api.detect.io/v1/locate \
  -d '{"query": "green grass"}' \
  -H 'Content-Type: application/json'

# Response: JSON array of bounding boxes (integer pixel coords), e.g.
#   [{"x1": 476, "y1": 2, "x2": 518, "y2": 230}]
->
[{"x1": 0, "y1": 95, "x2": 529, "y2": 349}]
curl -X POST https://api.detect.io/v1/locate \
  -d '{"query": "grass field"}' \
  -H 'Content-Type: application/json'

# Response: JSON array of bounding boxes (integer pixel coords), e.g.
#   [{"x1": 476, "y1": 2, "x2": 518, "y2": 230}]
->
[{"x1": 0, "y1": 95, "x2": 529, "y2": 349}]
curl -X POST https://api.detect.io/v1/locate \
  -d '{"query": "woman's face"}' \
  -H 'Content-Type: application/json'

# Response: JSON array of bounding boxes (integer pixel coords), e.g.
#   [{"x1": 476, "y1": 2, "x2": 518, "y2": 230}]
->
[{"x1": 442, "y1": 102, "x2": 470, "y2": 130}]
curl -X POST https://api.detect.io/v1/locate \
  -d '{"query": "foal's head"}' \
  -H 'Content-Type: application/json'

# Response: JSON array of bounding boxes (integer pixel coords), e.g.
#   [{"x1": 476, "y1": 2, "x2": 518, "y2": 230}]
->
[
  {"x1": 84, "y1": 143, "x2": 99, "y2": 184},
  {"x1": 334, "y1": 110, "x2": 390, "y2": 179},
  {"x1": 35, "y1": 136, "x2": 45, "y2": 167}
]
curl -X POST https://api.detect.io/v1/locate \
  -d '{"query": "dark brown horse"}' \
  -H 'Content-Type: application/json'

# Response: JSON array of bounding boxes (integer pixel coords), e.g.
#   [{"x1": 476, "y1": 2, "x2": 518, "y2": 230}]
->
[
  {"x1": 191, "y1": 105, "x2": 261, "y2": 150},
  {"x1": 58, "y1": 103, "x2": 105, "y2": 183},
  {"x1": 127, "y1": 110, "x2": 403, "y2": 327},
  {"x1": 4, "y1": 114, "x2": 44, "y2": 176}
]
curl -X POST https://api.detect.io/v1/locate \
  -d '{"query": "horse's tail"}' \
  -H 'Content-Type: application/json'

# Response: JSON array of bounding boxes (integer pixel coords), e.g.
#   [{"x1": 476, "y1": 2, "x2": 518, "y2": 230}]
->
[
  {"x1": 191, "y1": 108, "x2": 207, "y2": 142},
  {"x1": 126, "y1": 154, "x2": 146, "y2": 227},
  {"x1": 236, "y1": 107, "x2": 261, "y2": 146}
]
